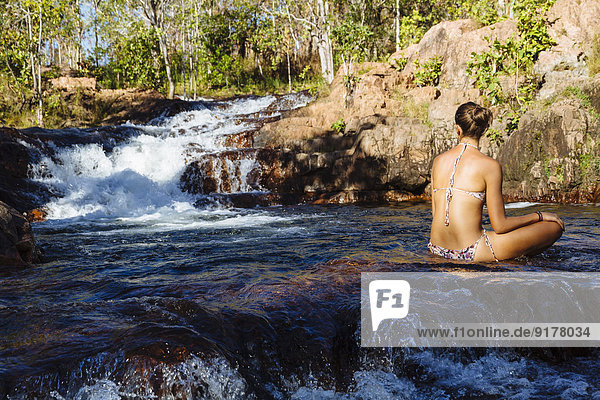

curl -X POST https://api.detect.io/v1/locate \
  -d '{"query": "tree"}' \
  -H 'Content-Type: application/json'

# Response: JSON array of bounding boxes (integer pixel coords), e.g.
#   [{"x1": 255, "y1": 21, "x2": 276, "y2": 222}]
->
[
  {"x1": 135, "y1": 0, "x2": 175, "y2": 98},
  {"x1": 276, "y1": 0, "x2": 334, "y2": 83}
]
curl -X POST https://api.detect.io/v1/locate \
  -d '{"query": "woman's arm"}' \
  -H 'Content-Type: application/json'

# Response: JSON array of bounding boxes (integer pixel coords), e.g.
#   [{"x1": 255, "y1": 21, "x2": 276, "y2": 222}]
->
[{"x1": 484, "y1": 160, "x2": 548, "y2": 234}]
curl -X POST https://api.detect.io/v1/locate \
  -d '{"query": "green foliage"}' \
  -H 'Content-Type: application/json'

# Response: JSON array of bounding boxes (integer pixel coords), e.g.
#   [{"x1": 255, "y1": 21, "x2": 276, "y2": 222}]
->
[
  {"x1": 332, "y1": 19, "x2": 374, "y2": 68},
  {"x1": 562, "y1": 86, "x2": 600, "y2": 120},
  {"x1": 413, "y1": 56, "x2": 442, "y2": 87},
  {"x1": 486, "y1": 128, "x2": 504, "y2": 145},
  {"x1": 453, "y1": 0, "x2": 500, "y2": 25},
  {"x1": 391, "y1": 56, "x2": 408, "y2": 71},
  {"x1": 102, "y1": 26, "x2": 164, "y2": 90},
  {"x1": 467, "y1": 0, "x2": 556, "y2": 132},
  {"x1": 578, "y1": 153, "x2": 600, "y2": 177},
  {"x1": 0, "y1": 28, "x2": 29, "y2": 85},
  {"x1": 343, "y1": 74, "x2": 360, "y2": 90},
  {"x1": 331, "y1": 118, "x2": 346, "y2": 134},
  {"x1": 397, "y1": 9, "x2": 428, "y2": 50},
  {"x1": 1, "y1": 0, "x2": 564, "y2": 127}
]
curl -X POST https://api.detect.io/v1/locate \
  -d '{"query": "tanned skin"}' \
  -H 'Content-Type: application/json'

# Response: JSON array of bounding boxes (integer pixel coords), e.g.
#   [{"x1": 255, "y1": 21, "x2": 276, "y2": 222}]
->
[{"x1": 430, "y1": 125, "x2": 564, "y2": 262}]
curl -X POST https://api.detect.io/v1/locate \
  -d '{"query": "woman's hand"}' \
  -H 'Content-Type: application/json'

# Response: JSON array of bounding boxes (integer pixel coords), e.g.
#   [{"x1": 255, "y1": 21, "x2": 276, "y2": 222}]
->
[{"x1": 541, "y1": 212, "x2": 565, "y2": 231}]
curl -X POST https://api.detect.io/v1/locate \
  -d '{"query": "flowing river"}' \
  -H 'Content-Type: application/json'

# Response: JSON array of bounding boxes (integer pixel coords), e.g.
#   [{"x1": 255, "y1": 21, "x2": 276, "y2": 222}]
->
[{"x1": 1, "y1": 94, "x2": 599, "y2": 399}]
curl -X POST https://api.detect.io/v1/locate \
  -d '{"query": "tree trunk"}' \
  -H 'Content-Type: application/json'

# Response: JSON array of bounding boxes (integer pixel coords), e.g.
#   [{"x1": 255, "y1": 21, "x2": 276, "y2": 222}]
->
[
  {"x1": 139, "y1": 0, "x2": 175, "y2": 98},
  {"x1": 189, "y1": 52, "x2": 194, "y2": 99},
  {"x1": 286, "y1": 50, "x2": 291, "y2": 93},
  {"x1": 315, "y1": 0, "x2": 334, "y2": 83},
  {"x1": 159, "y1": 34, "x2": 174, "y2": 99},
  {"x1": 395, "y1": 0, "x2": 400, "y2": 52},
  {"x1": 36, "y1": 3, "x2": 43, "y2": 126},
  {"x1": 94, "y1": 0, "x2": 99, "y2": 66},
  {"x1": 27, "y1": 14, "x2": 37, "y2": 95}
]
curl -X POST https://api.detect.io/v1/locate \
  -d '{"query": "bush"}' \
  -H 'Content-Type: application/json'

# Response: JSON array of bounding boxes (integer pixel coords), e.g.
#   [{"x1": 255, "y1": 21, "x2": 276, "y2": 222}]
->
[
  {"x1": 466, "y1": 0, "x2": 556, "y2": 132},
  {"x1": 331, "y1": 118, "x2": 346, "y2": 134},
  {"x1": 413, "y1": 56, "x2": 442, "y2": 87},
  {"x1": 391, "y1": 56, "x2": 408, "y2": 71}
]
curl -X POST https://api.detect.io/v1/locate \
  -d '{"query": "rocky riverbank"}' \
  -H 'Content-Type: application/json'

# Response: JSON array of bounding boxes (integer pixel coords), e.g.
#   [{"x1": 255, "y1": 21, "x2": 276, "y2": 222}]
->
[
  {"x1": 2, "y1": 0, "x2": 599, "y2": 265},
  {"x1": 249, "y1": 0, "x2": 600, "y2": 204}
]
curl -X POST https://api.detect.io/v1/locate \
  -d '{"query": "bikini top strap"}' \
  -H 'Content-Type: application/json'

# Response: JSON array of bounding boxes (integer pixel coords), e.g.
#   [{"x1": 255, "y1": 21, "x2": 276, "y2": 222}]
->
[
  {"x1": 449, "y1": 143, "x2": 469, "y2": 188},
  {"x1": 444, "y1": 143, "x2": 470, "y2": 226}
]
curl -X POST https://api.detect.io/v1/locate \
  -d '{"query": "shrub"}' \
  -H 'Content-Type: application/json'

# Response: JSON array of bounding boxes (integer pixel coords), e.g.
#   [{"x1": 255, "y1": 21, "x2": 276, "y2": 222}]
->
[
  {"x1": 466, "y1": 0, "x2": 556, "y2": 132},
  {"x1": 331, "y1": 118, "x2": 346, "y2": 134},
  {"x1": 413, "y1": 56, "x2": 442, "y2": 87},
  {"x1": 391, "y1": 56, "x2": 408, "y2": 71}
]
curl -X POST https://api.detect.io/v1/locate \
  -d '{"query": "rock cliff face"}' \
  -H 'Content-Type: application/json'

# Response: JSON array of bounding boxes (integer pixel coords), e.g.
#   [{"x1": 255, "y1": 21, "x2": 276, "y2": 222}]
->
[
  {"x1": 245, "y1": 0, "x2": 600, "y2": 204},
  {"x1": 0, "y1": 201, "x2": 41, "y2": 265},
  {"x1": 536, "y1": 0, "x2": 600, "y2": 98},
  {"x1": 499, "y1": 80, "x2": 600, "y2": 202}
]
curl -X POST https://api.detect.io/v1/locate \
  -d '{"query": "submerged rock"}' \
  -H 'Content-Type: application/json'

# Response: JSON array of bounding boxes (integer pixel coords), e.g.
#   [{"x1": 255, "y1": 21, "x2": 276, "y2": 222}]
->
[{"x1": 0, "y1": 201, "x2": 41, "y2": 265}]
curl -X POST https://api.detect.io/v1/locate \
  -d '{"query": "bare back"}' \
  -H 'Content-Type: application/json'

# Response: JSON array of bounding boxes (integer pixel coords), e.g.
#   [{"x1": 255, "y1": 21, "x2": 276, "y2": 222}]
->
[{"x1": 430, "y1": 144, "x2": 494, "y2": 250}]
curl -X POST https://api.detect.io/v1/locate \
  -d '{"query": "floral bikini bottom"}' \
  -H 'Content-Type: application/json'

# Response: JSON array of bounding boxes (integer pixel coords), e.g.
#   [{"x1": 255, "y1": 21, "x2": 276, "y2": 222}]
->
[{"x1": 428, "y1": 229, "x2": 498, "y2": 262}]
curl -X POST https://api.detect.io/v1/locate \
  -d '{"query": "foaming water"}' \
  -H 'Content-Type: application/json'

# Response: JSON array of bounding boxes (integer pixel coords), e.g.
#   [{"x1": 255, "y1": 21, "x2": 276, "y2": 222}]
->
[
  {"x1": 29, "y1": 94, "x2": 309, "y2": 220},
  {"x1": 504, "y1": 201, "x2": 539, "y2": 209}
]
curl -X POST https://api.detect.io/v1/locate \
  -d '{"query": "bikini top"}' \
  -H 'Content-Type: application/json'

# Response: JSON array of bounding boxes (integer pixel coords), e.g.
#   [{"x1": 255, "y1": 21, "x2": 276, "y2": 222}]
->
[{"x1": 433, "y1": 142, "x2": 485, "y2": 226}]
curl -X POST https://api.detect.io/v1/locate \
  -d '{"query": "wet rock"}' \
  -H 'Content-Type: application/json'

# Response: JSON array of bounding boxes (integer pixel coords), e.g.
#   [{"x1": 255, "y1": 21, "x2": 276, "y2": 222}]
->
[
  {"x1": 0, "y1": 200, "x2": 42, "y2": 265},
  {"x1": 0, "y1": 128, "x2": 48, "y2": 212},
  {"x1": 221, "y1": 129, "x2": 255, "y2": 148},
  {"x1": 180, "y1": 150, "x2": 262, "y2": 195},
  {"x1": 25, "y1": 208, "x2": 48, "y2": 223}
]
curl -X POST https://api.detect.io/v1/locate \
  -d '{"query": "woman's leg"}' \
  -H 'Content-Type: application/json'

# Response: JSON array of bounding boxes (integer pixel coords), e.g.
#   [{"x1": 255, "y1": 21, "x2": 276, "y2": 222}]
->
[{"x1": 474, "y1": 221, "x2": 563, "y2": 262}]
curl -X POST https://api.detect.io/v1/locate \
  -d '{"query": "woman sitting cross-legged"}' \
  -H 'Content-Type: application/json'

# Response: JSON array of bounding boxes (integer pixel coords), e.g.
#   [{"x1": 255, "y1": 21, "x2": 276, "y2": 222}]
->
[{"x1": 428, "y1": 102, "x2": 564, "y2": 262}]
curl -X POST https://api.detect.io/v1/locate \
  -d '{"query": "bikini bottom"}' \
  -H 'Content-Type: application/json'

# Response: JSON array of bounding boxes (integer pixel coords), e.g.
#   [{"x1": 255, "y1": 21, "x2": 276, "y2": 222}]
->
[{"x1": 428, "y1": 229, "x2": 498, "y2": 262}]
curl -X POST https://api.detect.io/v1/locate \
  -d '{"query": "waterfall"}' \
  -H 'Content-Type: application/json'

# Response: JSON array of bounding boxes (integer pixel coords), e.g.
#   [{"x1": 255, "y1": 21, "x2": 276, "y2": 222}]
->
[{"x1": 29, "y1": 93, "x2": 311, "y2": 220}]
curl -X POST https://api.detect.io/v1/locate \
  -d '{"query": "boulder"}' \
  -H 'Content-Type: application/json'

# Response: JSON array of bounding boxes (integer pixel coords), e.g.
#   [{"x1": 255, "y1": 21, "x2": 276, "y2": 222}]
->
[
  {"x1": 0, "y1": 128, "x2": 49, "y2": 212},
  {"x1": 535, "y1": 0, "x2": 600, "y2": 98},
  {"x1": 390, "y1": 19, "x2": 518, "y2": 89},
  {"x1": 0, "y1": 201, "x2": 42, "y2": 265},
  {"x1": 255, "y1": 62, "x2": 411, "y2": 148},
  {"x1": 50, "y1": 76, "x2": 97, "y2": 91},
  {"x1": 498, "y1": 78, "x2": 600, "y2": 203}
]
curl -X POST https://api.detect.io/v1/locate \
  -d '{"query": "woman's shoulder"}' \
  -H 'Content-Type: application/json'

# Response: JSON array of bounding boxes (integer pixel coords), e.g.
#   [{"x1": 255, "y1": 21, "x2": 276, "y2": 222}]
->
[
  {"x1": 476, "y1": 152, "x2": 501, "y2": 168},
  {"x1": 476, "y1": 153, "x2": 502, "y2": 179}
]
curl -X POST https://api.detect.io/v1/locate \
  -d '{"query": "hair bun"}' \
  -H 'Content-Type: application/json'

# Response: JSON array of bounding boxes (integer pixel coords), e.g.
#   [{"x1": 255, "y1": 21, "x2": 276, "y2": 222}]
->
[{"x1": 455, "y1": 102, "x2": 493, "y2": 139}]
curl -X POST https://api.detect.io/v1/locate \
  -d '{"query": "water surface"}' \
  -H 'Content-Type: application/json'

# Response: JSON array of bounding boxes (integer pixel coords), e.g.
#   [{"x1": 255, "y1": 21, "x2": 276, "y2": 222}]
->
[{"x1": 1, "y1": 94, "x2": 599, "y2": 399}]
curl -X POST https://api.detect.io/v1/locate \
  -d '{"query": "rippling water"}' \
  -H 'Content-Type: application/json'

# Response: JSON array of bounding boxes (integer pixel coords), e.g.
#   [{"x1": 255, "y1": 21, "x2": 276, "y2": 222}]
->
[{"x1": 1, "y1": 94, "x2": 599, "y2": 399}]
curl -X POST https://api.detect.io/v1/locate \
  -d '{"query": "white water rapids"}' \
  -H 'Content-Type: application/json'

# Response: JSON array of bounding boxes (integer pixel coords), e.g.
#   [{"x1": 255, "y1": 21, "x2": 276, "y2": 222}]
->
[{"x1": 29, "y1": 94, "x2": 311, "y2": 221}]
